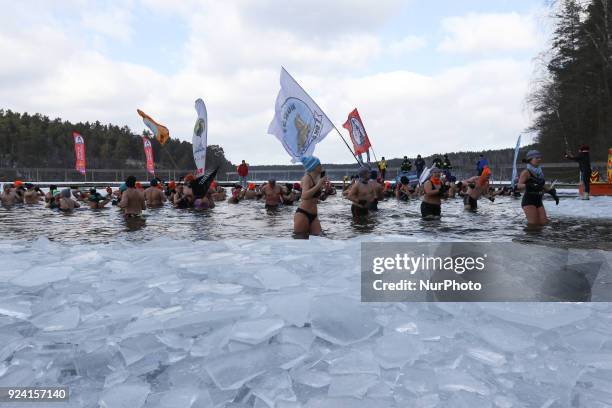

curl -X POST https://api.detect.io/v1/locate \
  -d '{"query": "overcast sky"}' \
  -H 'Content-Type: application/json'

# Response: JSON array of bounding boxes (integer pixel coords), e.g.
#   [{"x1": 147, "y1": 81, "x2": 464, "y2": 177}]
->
[{"x1": 0, "y1": 0, "x2": 552, "y2": 165}]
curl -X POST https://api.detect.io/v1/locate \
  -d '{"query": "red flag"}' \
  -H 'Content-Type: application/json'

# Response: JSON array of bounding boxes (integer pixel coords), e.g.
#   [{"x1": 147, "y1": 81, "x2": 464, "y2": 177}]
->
[
  {"x1": 342, "y1": 108, "x2": 372, "y2": 155},
  {"x1": 142, "y1": 136, "x2": 155, "y2": 175},
  {"x1": 72, "y1": 132, "x2": 86, "y2": 174}
]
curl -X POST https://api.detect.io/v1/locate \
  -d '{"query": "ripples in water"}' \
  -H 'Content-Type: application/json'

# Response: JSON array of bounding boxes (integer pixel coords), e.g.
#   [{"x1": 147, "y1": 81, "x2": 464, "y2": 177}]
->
[{"x1": 0, "y1": 195, "x2": 610, "y2": 249}]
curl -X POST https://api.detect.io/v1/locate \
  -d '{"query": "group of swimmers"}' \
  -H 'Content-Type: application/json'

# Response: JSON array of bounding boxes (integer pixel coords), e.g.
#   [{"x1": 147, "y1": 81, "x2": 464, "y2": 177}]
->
[{"x1": 0, "y1": 149, "x2": 562, "y2": 237}]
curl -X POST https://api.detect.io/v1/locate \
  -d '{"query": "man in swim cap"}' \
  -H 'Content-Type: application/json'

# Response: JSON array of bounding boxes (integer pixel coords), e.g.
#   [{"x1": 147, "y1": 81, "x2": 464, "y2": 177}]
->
[
  {"x1": 87, "y1": 187, "x2": 112, "y2": 209},
  {"x1": 144, "y1": 179, "x2": 167, "y2": 208},
  {"x1": 294, "y1": 156, "x2": 327, "y2": 237},
  {"x1": 118, "y1": 175, "x2": 146, "y2": 217},
  {"x1": 347, "y1": 167, "x2": 377, "y2": 218},
  {"x1": 244, "y1": 183, "x2": 258, "y2": 199}
]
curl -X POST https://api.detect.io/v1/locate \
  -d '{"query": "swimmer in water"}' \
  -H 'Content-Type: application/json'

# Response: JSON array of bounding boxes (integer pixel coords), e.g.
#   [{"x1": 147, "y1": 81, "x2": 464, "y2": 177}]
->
[
  {"x1": 347, "y1": 167, "x2": 377, "y2": 218},
  {"x1": 262, "y1": 179, "x2": 282, "y2": 210},
  {"x1": 45, "y1": 185, "x2": 59, "y2": 208},
  {"x1": 368, "y1": 170, "x2": 384, "y2": 210},
  {"x1": 516, "y1": 150, "x2": 559, "y2": 226},
  {"x1": 118, "y1": 175, "x2": 146, "y2": 217},
  {"x1": 396, "y1": 176, "x2": 411, "y2": 201},
  {"x1": 228, "y1": 184, "x2": 244, "y2": 204},
  {"x1": 0, "y1": 183, "x2": 18, "y2": 207},
  {"x1": 144, "y1": 179, "x2": 167, "y2": 208},
  {"x1": 294, "y1": 156, "x2": 327, "y2": 238},
  {"x1": 459, "y1": 166, "x2": 495, "y2": 212},
  {"x1": 87, "y1": 188, "x2": 112, "y2": 209},
  {"x1": 244, "y1": 183, "x2": 258, "y2": 200},
  {"x1": 421, "y1": 167, "x2": 448, "y2": 220},
  {"x1": 23, "y1": 183, "x2": 44, "y2": 204},
  {"x1": 58, "y1": 188, "x2": 80, "y2": 211}
]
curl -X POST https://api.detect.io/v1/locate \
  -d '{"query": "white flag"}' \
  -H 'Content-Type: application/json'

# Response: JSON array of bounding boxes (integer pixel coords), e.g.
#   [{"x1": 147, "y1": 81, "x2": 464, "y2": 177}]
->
[
  {"x1": 193, "y1": 98, "x2": 208, "y2": 176},
  {"x1": 267, "y1": 68, "x2": 334, "y2": 162},
  {"x1": 511, "y1": 134, "x2": 521, "y2": 189}
]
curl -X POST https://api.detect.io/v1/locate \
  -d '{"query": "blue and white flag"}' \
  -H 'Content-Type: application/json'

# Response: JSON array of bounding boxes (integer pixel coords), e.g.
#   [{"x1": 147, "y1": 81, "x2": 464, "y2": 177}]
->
[
  {"x1": 268, "y1": 68, "x2": 334, "y2": 163},
  {"x1": 193, "y1": 98, "x2": 208, "y2": 176},
  {"x1": 511, "y1": 135, "x2": 521, "y2": 189}
]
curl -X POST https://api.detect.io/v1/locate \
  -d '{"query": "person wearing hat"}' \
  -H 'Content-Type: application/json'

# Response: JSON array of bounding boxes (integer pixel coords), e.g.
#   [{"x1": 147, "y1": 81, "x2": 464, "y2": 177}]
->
[
  {"x1": 347, "y1": 167, "x2": 377, "y2": 217},
  {"x1": 400, "y1": 156, "x2": 412, "y2": 172},
  {"x1": 144, "y1": 179, "x2": 167, "y2": 208},
  {"x1": 87, "y1": 187, "x2": 112, "y2": 209},
  {"x1": 517, "y1": 150, "x2": 559, "y2": 226},
  {"x1": 565, "y1": 144, "x2": 592, "y2": 200},
  {"x1": 421, "y1": 167, "x2": 448, "y2": 219},
  {"x1": 294, "y1": 156, "x2": 326, "y2": 237},
  {"x1": 0, "y1": 183, "x2": 17, "y2": 207}
]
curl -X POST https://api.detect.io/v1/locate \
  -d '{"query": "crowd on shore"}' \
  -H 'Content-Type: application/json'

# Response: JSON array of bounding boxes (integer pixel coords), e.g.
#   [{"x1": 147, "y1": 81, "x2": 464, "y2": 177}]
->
[{"x1": 0, "y1": 146, "x2": 593, "y2": 237}]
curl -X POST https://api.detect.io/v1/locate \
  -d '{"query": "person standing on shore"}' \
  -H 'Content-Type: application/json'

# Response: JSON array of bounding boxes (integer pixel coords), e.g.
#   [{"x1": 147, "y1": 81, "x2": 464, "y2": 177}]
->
[
  {"x1": 118, "y1": 176, "x2": 146, "y2": 218},
  {"x1": 294, "y1": 156, "x2": 326, "y2": 238},
  {"x1": 237, "y1": 160, "x2": 249, "y2": 189},
  {"x1": 565, "y1": 144, "x2": 592, "y2": 200},
  {"x1": 377, "y1": 157, "x2": 387, "y2": 180},
  {"x1": 476, "y1": 154, "x2": 488, "y2": 176},
  {"x1": 415, "y1": 155, "x2": 426, "y2": 178}
]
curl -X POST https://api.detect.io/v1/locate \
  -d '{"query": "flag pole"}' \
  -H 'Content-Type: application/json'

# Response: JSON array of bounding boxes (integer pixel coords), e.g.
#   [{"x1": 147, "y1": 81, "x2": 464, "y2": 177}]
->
[{"x1": 282, "y1": 67, "x2": 361, "y2": 165}]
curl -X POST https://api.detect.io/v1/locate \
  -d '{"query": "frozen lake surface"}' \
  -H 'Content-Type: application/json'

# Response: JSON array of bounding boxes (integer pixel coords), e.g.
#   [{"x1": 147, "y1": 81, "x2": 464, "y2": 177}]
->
[{"x1": 0, "y1": 195, "x2": 611, "y2": 407}]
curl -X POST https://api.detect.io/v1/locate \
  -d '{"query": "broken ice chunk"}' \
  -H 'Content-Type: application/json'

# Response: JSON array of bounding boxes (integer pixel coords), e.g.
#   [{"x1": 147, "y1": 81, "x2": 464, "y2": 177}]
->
[
  {"x1": 249, "y1": 369, "x2": 297, "y2": 407},
  {"x1": 98, "y1": 383, "x2": 150, "y2": 408},
  {"x1": 267, "y1": 292, "x2": 312, "y2": 327},
  {"x1": 255, "y1": 266, "x2": 302, "y2": 290},
  {"x1": 480, "y1": 303, "x2": 591, "y2": 330},
  {"x1": 230, "y1": 318, "x2": 285, "y2": 345},
  {"x1": 31, "y1": 307, "x2": 80, "y2": 331},
  {"x1": 374, "y1": 333, "x2": 424, "y2": 369},
  {"x1": 310, "y1": 295, "x2": 379, "y2": 346},
  {"x1": 329, "y1": 349, "x2": 380, "y2": 375},
  {"x1": 11, "y1": 265, "x2": 71, "y2": 287},
  {"x1": 205, "y1": 344, "x2": 305, "y2": 390},
  {"x1": 328, "y1": 374, "x2": 378, "y2": 398}
]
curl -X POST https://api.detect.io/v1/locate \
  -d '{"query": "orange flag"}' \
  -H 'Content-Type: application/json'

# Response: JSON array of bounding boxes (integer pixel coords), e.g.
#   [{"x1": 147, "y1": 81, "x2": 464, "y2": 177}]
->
[{"x1": 137, "y1": 109, "x2": 170, "y2": 146}]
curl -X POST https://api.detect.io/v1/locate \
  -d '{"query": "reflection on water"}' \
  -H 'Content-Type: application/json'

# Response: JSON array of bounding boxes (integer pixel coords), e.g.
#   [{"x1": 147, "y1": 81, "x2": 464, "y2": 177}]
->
[{"x1": 0, "y1": 194, "x2": 610, "y2": 249}]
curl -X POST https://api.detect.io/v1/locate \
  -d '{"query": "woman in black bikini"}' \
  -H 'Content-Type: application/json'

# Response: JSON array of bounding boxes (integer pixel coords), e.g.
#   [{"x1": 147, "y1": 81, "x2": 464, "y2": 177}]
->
[
  {"x1": 294, "y1": 156, "x2": 326, "y2": 238},
  {"x1": 516, "y1": 150, "x2": 559, "y2": 226}
]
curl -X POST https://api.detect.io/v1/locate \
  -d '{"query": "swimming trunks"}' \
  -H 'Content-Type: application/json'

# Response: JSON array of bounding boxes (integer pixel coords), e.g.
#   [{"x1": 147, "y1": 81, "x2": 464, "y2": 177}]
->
[
  {"x1": 296, "y1": 207, "x2": 317, "y2": 224},
  {"x1": 464, "y1": 195, "x2": 478, "y2": 211},
  {"x1": 521, "y1": 193, "x2": 543, "y2": 208},
  {"x1": 421, "y1": 201, "x2": 441, "y2": 218},
  {"x1": 351, "y1": 204, "x2": 369, "y2": 217},
  {"x1": 265, "y1": 204, "x2": 279, "y2": 210}
]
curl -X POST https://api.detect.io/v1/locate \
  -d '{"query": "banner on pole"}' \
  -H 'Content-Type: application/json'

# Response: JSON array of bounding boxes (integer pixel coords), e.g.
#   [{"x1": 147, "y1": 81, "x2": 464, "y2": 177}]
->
[
  {"x1": 193, "y1": 98, "x2": 208, "y2": 176},
  {"x1": 267, "y1": 68, "x2": 334, "y2": 162},
  {"x1": 342, "y1": 108, "x2": 372, "y2": 155},
  {"x1": 137, "y1": 109, "x2": 170, "y2": 146},
  {"x1": 511, "y1": 135, "x2": 522, "y2": 189},
  {"x1": 142, "y1": 136, "x2": 155, "y2": 175},
  {"x1": 72, "y1": 132, "x2": 86, "y2": 175}
]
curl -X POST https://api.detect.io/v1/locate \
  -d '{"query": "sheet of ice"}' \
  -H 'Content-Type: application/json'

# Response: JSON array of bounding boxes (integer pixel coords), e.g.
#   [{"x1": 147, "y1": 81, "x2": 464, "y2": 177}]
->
[
  {"x1": 547, "y1": 196, "x2": 612, "y2": 220},
  {"x1": 31, "y1": 307, "x2": 80, "y2": 331},
  {"x1": 480, "y1": 303, "x2": 592, "y2": 329},
  {"x1": 230, "y1": 318, "x2": 285, "y2": 345},
  {"x1": 205, "y1": 344, "x2": 306, "y2": 390},
  {"x1": 310, "y1": 295, "x2": 379, "y2": 346},
  {"x1": 266, "y1": 292, "x2": 312, "y2": 327},
  {"x1": 0, "y1": 236, "x2": 610, "y2": 407},
  {"x1": 98, "y1": 383, "x2": 150, "y2": 408},
  {"x1": 10, "y1": 265, "x2": 72, "y2": 287},
  {"x1": 255, "y1": 266, "x2": 302, "y2": 290}
]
